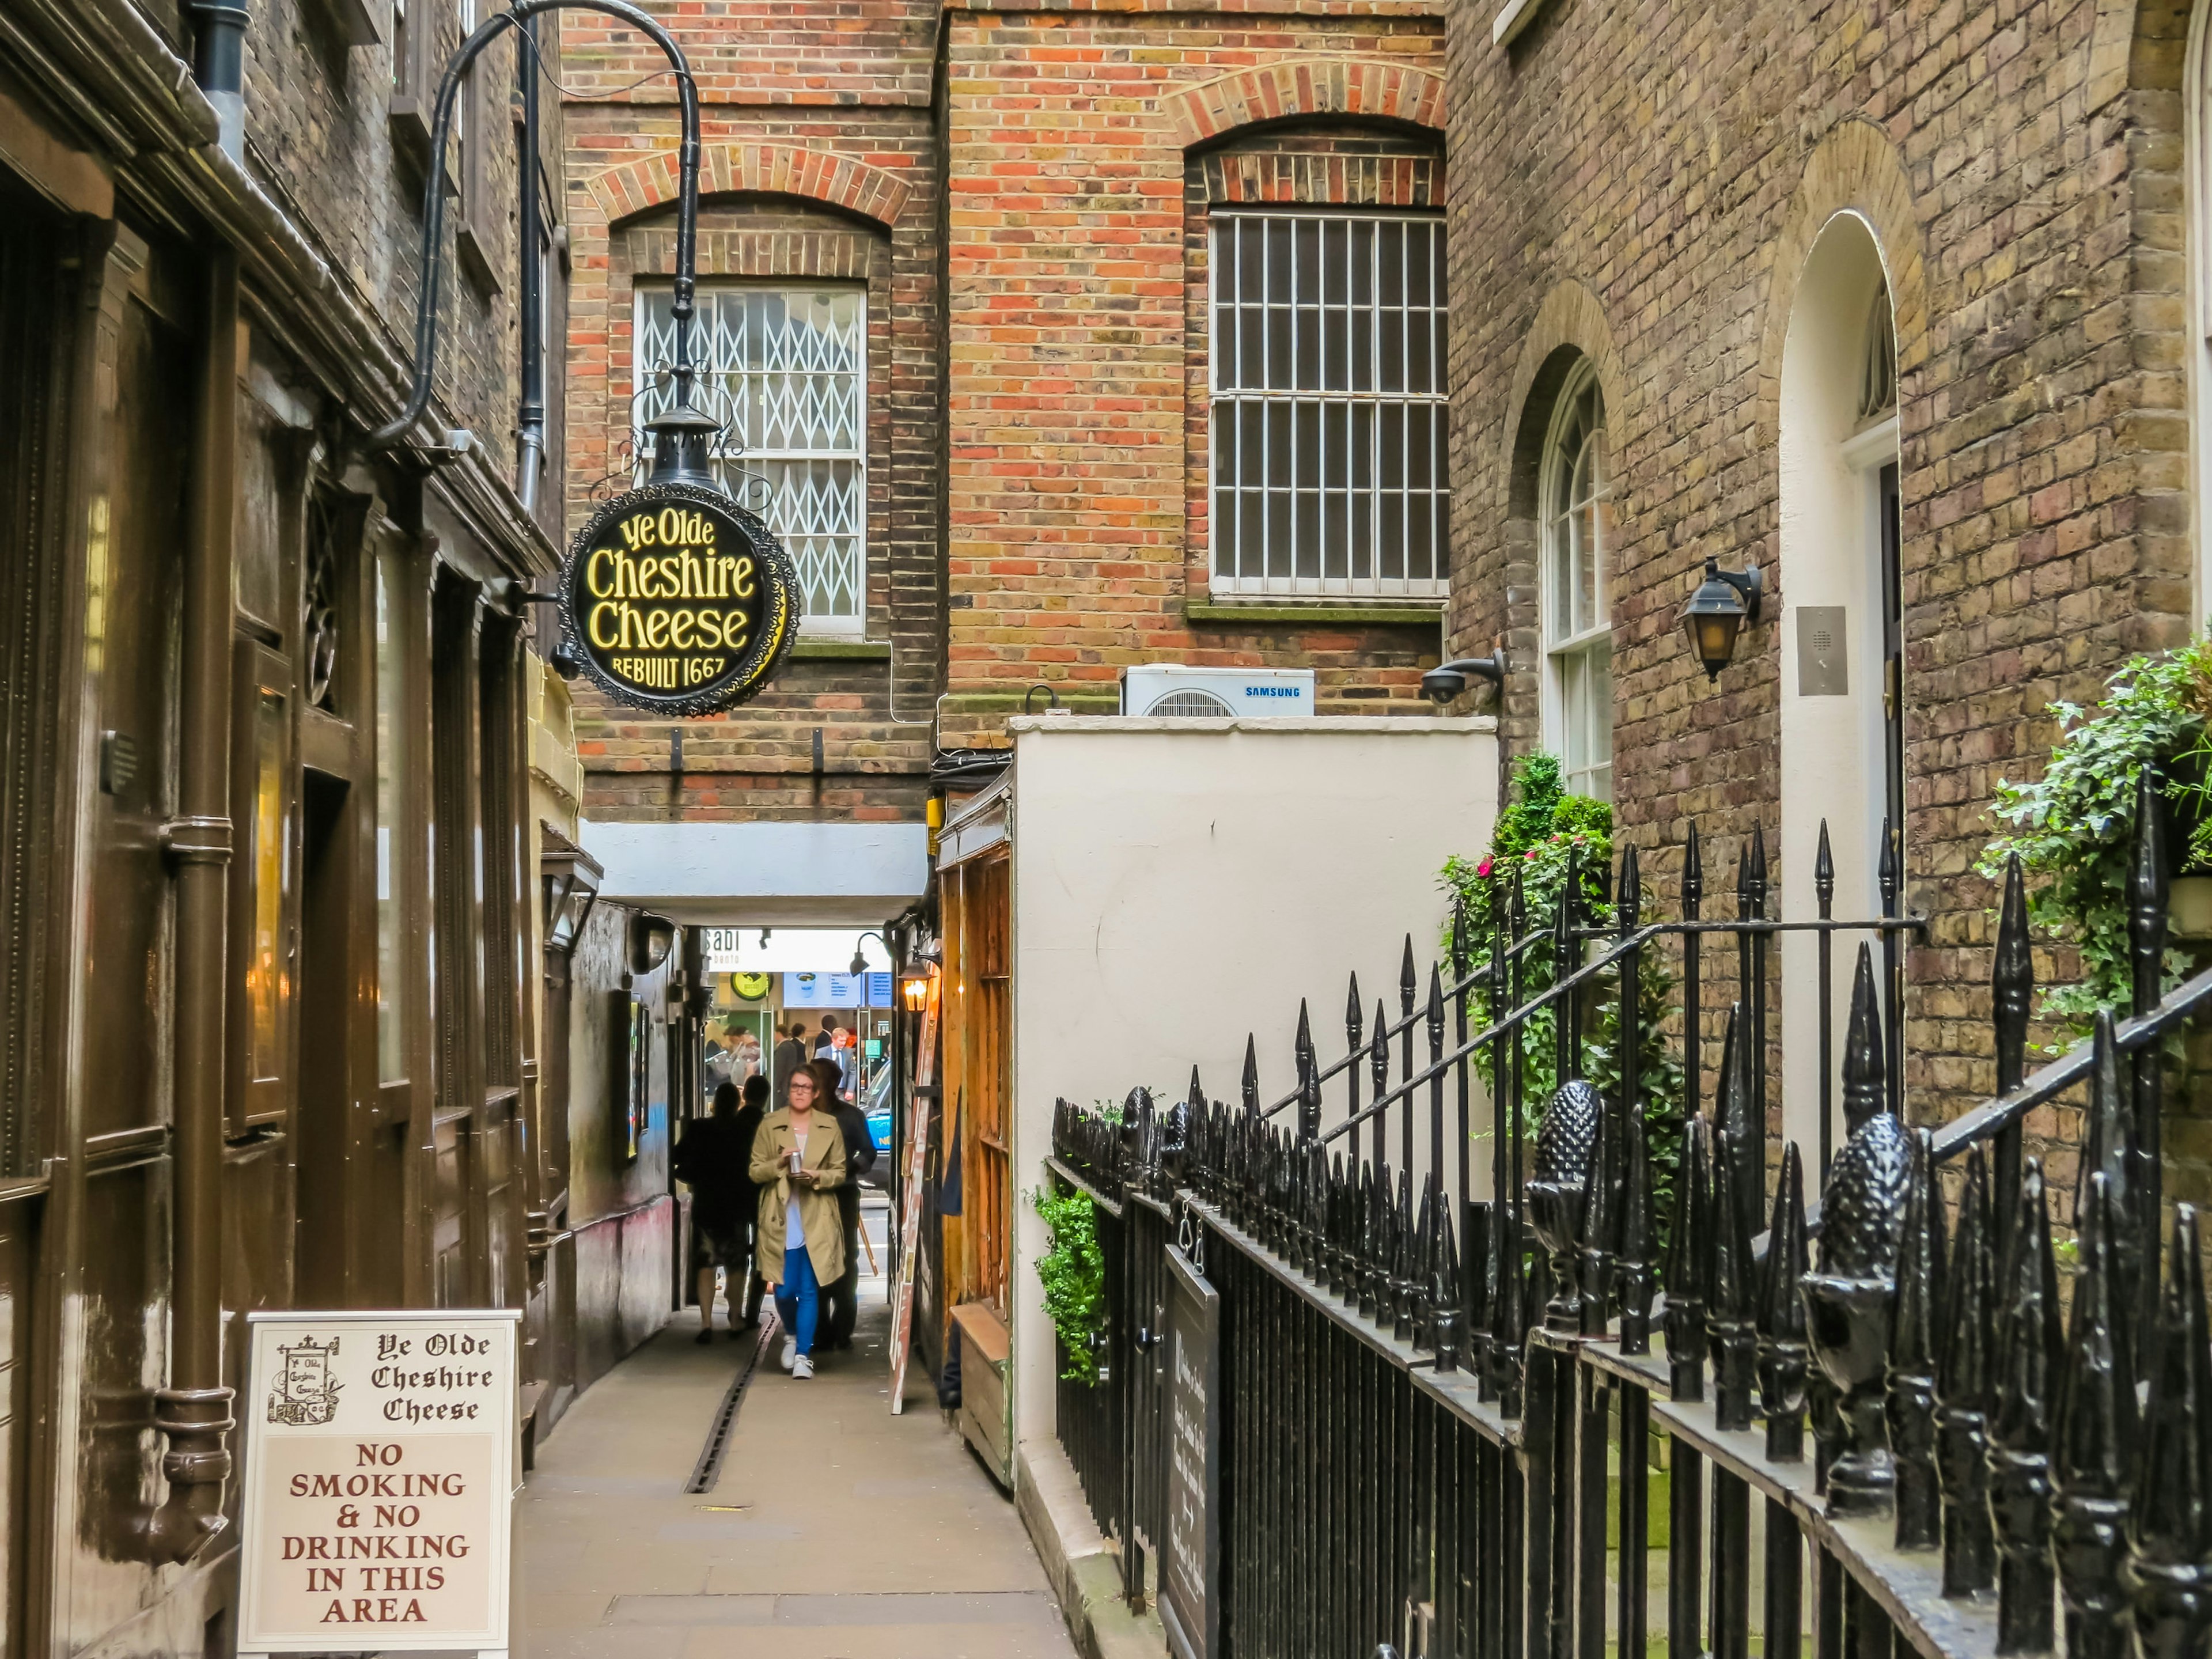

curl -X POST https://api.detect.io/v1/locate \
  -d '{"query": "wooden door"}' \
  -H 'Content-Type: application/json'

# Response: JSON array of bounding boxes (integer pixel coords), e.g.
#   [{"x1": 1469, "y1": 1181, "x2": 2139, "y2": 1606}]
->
[{"x1": 945, "y1": 853, "x2": 1012, "y2": 1317}]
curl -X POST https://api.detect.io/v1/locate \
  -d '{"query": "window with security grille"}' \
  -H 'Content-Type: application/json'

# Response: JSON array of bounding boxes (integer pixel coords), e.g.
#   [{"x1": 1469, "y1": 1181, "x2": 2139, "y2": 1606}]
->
[
  {"x1": 635, "y1": 286, "x2": 866, "y2": 632},
  {"x1": 1209, "y1": 213, "x2": 1449, "y2": 599}
]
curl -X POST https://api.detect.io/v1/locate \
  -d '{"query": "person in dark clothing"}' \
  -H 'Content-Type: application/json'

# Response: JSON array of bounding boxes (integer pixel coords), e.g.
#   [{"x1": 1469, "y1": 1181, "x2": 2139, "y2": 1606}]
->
[
  {"x1": 673, "y1": 1081, "x2": 757, "y2": 1343},
  {"x1": 772, "y1": 1024, "x2": 808, "y2": 1109},
  {"x1": 819, "y1": 1059, "x2": 877, "y2": 1351},
  {"x1": 730, "y1": 1074, "x2": 770, "y2": 1329}
]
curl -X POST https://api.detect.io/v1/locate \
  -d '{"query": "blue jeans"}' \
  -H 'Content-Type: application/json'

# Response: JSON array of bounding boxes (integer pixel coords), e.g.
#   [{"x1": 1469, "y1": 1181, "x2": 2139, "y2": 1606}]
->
[{"x1": 774, "y1": 1244, "x2": 820, "y2": 1357}]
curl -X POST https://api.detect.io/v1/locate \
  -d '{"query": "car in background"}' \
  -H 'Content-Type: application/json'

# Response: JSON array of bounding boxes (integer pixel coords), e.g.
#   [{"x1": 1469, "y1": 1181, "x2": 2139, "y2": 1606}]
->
[{"x1": 862, "y1": 1066, "x2": 893, "y2": 1189}]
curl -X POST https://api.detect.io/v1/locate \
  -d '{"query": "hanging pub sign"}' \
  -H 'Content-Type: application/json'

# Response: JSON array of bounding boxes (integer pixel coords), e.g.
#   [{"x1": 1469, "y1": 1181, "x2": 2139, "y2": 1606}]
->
[{"x1": 559, "y1": 479, "x2": 801, "y2": 717}]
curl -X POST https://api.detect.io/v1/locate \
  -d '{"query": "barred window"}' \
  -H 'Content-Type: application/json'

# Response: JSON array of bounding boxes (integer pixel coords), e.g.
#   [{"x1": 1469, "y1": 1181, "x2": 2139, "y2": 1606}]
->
[
  {"x1": 1209, "y1": 213, "x2": 1449, "y2": 598},
  {"x1": 635, "y1": 285, "x2": 865, "y2": 632},
  {"x1": 1541, "y1": 361, "x2": 1612, "y2": 802}
]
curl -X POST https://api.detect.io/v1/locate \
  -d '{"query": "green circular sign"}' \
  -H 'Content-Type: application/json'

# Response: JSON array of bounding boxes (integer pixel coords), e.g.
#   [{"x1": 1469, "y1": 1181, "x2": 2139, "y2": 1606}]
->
[{"x1": 559, "y1": 481, "x2": 800, "y2": 715}]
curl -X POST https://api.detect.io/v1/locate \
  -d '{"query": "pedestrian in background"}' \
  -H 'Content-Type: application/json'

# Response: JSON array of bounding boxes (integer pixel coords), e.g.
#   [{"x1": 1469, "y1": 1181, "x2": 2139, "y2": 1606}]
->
[
  {"x1": 772, "y1": 1021, "x2": 807, "y2": 1108},
  {"x1": 749, "y1": 1059, "x2": 846, "y2": 1380},
  {"x1": 823, "y1": 1063, "x2": 877, "y2": 1350},
  {"x1": 730, "y1": 1073, "x2": 770, "y2": 1330},
  {"x1": 673, "y1": 1081, "x2": 753, "y2": 1344}
]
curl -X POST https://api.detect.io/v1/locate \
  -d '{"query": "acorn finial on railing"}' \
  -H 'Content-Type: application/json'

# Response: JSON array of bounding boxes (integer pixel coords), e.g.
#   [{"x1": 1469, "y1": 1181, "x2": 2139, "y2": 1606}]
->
[
  {"x1": 1993, "y1": 854, "x2": 2032, "y2": 1096},
  {"x1": 2053, "y1": 1171, "x2": 2137, "y2": 1659},
  {"x1": 1887, "y1": 1127, "x2": 1945, "y2": 1551},
  {"x1": 1804, "y1": 1106, "x2": 1911, "y2": 1518},
  {"x1": 1936, "y1": 1143, "x2": 1998, "y2": 1598},
  {"x1": 1400, "y1": 933, "x2": 1418, "y2": 1018},
  {"x1": 1241, "y1": 1035, "x2": 1259, "y2": 1116},
  {"x1": 1683, "y1": 820, "x2": 1705, "y2": 912},
  {"x1": 2126, "y1": 1205, "x2": 2212, "y2": 1659},
  {"x1": 1665, "y1": 1118, "x2": 1712, "y2": 1402},
  {"x1": 1531, "y1": 1078, "x2": 1600, "y2": 1333},
  {"x1": 1707, "y1": 1128, "x2": 1758, "y2": 1433},
  {"x1": 1990, "y1": 1158, "x2": 2062, "y2": 1658},
  {"x1": 1842, "y1": 942, "x2": 1889, "y2": 1134},
  {"x1": 1815, "y1": 817, "x2": 1836, "y2": 912},
  {"x1": 1346, "y1": 971, "x2": 1364, "y2": 1060},
  {"x1": 1450, "y1": 897, "x2": 1469, "y2": 979},
  {"x1": 1758, "y1": 1140, "x2": 1809, "y2": 1461}
]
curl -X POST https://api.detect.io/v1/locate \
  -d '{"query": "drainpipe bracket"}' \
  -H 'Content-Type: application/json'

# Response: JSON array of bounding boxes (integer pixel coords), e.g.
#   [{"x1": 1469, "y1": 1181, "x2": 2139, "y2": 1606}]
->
[{"x1": 160, "y1": 816, "x2": 234, "y2": 866}]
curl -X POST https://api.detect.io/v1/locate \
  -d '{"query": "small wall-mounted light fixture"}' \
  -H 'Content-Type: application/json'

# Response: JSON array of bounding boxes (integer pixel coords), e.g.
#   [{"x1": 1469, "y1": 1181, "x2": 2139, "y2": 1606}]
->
[
  {"x1": 628, "y1": 911, "x2": 679, "y2": 976},
  {"x1": 1679, "y1": 559, "x2": 1764, "y2": 683},
  {"x1": 1421, "y1": 645, "x2": 1509, "y2": 710},
  {"x1": 850, "y1": 929, "x2": 888, "y2": 976},
  {"x1": 899, "y1": 965, "x2": 933, "y2": 1013}
]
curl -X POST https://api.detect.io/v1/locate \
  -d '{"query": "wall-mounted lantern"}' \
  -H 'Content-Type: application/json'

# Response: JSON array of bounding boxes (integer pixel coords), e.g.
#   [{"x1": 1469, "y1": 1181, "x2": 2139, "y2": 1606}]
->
[
  {"x1": 1420, "y1": 645, "x2": 1509, "y2": 709},
  {"x1": 899, "y1": 965, "x2": 934, "y2": 1013},
  {"x1": 1679, "y1": 559, "x2": 1764, "y2": 682},
  {"x1": 628, "y1": 912, "x2": 679, "y2": 976}
]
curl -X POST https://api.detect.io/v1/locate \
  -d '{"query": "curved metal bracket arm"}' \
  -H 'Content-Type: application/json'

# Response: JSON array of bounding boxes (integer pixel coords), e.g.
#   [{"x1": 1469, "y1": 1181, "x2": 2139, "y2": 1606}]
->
[{"x1": 369, "y1": 0, "x2": 700, "y2": 452}]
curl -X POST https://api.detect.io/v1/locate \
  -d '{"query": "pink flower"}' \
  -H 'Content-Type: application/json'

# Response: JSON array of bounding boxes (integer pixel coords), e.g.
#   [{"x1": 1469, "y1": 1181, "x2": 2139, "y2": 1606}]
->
[{"x1": 1476, "y1": 857, "x2": 1493, "y2": 878}]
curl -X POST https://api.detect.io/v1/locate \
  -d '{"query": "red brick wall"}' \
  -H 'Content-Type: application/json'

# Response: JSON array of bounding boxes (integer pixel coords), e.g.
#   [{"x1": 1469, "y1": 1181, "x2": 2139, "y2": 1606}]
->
[
  {"x1": 562, "y1": 1, "x2": 1458, "y2": 819},
  {"x1": 941, "y1": 18, "x2": 1449, "y2": 734}
]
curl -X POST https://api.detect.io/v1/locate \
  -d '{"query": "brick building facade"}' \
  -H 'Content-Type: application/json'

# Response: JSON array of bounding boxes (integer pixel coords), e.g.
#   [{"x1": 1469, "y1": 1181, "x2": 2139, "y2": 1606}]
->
[
  {"x1": 560, "y1": 0, "x2": 1456, "y2": 836},
  {"x1": 1440, "y1": 0, "x2": 2203, "y2": 1194}
]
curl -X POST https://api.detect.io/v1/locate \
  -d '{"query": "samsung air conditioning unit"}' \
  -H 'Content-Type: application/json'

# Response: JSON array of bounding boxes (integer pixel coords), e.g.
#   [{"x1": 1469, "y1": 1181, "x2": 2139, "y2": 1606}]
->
[{"x1": 1120, "y1": 664, "x2": 1316, "y2": 718}]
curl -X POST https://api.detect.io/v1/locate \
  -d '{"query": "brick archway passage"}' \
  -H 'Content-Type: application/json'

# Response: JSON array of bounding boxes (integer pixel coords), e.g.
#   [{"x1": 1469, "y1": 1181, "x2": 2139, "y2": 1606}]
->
[
  {"x1": 1164, "y1": 58, "x2": 1446, "y2": 147},
  {"x1": 588, "y1": 143, "x2": 914, "y2": 229}
]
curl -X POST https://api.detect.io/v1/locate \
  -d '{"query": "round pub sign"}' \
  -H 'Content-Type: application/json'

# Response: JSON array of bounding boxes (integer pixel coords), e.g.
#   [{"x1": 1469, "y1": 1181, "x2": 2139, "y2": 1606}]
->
[{"x1": 559, "y1": 480, "x2": 800, "y2": 716}]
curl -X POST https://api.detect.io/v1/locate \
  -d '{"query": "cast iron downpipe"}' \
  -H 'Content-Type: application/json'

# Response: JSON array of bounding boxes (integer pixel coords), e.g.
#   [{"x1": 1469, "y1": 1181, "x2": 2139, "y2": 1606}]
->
[
  {"x1": 144, "y1": 252, "x2": 243, "y2": 1565},
  {"x1": 370, "y1": 0, "x2": 710, "y2": 488},
  {"x1": 515, "y1": 10, "x2": 547, "y2": 511},
  {"x1": 190, "y1": 0, "x2": 248, "y2": 159}
]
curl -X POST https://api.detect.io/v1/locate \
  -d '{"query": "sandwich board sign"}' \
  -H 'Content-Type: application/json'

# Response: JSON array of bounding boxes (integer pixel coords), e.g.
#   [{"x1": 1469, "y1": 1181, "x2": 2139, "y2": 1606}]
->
[{"x1": 237, "y1": 1309, "x2": 521, "y2": 1657}]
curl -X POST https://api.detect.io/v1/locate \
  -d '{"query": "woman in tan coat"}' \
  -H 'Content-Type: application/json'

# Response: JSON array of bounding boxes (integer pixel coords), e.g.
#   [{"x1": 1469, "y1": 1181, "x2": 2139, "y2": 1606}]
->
[{"x1": 749, "y1": 1059, "x2": 847, "y2": 1378}]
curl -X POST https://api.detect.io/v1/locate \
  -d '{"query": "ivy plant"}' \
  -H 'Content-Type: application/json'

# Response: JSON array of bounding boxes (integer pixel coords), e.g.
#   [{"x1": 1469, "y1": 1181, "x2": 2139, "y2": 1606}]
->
[
  {"x1": 1032, "y1": 1185, "x2": 1108, "y2": 1385},
  {"x1": 1978, "y1": 638, "x2": 2212, "y2": 1043},
  {"x1": 1440, "y1": 753, "x2": 1685, "y2": 1264}
]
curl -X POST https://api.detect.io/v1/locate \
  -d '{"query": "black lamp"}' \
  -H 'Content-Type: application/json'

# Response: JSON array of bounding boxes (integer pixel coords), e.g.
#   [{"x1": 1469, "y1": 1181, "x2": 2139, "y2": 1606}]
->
[
  {"x1": 628, "y1": 911, "x2": 679, "y2": 976},
  {"x1": 1421, "y1": 646, "x2": 1509, "y2": 709},
  {"x1": 1679, "y1": 559, "x2": 1763, "y2": 682}
]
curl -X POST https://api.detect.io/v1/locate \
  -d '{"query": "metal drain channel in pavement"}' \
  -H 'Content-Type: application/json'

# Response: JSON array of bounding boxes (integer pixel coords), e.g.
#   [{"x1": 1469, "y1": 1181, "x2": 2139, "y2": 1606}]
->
[{"x1": 684, "y1": 1315, "x2": 778, "y2": 1495}]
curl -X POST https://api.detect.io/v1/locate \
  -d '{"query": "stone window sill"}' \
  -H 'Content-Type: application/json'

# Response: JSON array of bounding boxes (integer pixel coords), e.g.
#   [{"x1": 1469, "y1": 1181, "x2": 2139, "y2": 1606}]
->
[
  {"x1": 1185, "y1": 600, "x2": 1446, "y2": 628},
  {"x1": 791, "y1": 638, "x2": 891, "y2": 661}
]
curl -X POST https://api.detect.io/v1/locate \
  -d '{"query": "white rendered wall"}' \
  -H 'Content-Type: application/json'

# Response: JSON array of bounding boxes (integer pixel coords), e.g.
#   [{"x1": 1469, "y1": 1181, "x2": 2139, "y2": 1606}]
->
[
  {"x1": 1778, "y1": 212, "x2": 1899, "y2": 1168},
  {"x1": 1001, "y1": 715, "x2": 1500, "y2": 1448}
]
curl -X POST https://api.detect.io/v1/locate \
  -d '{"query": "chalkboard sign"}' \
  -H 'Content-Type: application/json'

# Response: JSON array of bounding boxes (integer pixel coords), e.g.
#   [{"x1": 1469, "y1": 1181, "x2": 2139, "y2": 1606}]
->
[{"x1": 1160, "y1": 1238, "x2": 1220, "y2": 1659}]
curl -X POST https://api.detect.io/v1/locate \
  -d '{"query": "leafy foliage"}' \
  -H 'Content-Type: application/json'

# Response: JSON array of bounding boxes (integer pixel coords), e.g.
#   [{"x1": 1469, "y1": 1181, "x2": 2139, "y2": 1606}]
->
[
  {"x1": 1032, "y1": 1185, "x2": 1108, "y2": 1384},
  {"x1": 1440, "y1": 753, "x2": 1685, "y2": 1264},
  {"x1": 1978, "y1": 640, "x2": 2212, "y2": 1042}
]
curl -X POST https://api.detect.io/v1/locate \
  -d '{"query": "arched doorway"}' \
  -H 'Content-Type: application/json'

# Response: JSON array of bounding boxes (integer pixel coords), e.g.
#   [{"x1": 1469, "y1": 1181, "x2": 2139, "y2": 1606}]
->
[{"x1": 1778, "y1": 211, "x2": 1903, "y2": 1172}]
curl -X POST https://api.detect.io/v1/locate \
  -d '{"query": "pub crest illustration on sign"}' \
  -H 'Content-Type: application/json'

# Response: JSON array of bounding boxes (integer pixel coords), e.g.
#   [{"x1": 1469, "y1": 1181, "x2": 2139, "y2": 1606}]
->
[
  {"x1": 560, "y1": 479, "x2": 801, "y2": 717},
  {"x1": 268, "y1": 1336, "x2": 342, "y2": 1426}
]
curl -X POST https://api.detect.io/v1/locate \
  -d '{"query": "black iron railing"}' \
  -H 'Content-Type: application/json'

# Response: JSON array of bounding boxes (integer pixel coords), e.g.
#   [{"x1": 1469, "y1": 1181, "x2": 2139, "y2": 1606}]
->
[{"x1": 1047, "y1": 768, "x2": 2212, "y2": 1659}]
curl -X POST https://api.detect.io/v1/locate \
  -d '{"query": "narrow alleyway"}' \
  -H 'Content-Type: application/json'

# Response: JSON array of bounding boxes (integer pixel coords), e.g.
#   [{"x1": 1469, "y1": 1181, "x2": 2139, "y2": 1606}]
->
[{"x1": 516, "y1": 1205, "x2": 1078, "y2": 1659}]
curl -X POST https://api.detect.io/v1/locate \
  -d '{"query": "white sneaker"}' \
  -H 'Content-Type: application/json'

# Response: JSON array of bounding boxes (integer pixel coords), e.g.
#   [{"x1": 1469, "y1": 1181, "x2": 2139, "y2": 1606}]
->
[
  {"x1": 792, "y1": 1354, "x2": 815, "y2": 1380},
  {"x1": 779, "y1": 1336, "x2": 797, "y2": 1371}
]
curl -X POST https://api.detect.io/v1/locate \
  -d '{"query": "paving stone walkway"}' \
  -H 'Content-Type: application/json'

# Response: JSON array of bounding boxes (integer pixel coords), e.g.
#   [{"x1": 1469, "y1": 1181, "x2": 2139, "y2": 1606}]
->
[{"x1": 516, "y1": 1205, "x2": 1076, "y2": 1659}]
